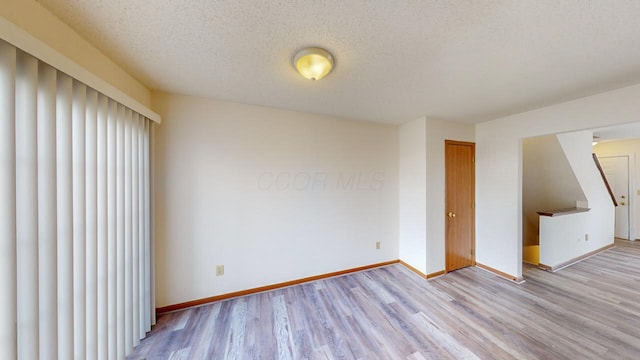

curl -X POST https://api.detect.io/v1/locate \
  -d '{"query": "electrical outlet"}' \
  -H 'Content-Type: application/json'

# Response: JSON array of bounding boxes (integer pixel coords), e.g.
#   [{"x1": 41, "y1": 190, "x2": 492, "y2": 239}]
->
[
  {"x1": 376, "y1": 241, "x2": 381, "y2": 250},
  {"x1": 585, "y1": 233, "x2": 589, "y2": 241},
  {"x1": 216, "y1": 265, "x2": 224, "y2": 276}
]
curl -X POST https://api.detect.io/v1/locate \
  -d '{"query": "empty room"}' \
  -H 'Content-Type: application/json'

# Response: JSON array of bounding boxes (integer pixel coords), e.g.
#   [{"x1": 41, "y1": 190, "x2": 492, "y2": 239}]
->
[{"x1": 2, "y1": 1, "x2": 640, "y2": 359}]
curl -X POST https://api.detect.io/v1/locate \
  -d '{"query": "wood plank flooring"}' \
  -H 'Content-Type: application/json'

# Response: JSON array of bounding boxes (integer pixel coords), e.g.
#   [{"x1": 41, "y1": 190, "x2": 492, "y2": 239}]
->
[{"x1": 128, "y1": 240, "x2": 640, "y2": 359}]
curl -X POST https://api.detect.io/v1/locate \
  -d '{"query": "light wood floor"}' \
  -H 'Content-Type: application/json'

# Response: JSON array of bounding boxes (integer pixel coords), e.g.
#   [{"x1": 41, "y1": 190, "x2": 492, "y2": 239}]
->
[{"x1": 129, "y1": 240, "x2": 640, "y2": 359}]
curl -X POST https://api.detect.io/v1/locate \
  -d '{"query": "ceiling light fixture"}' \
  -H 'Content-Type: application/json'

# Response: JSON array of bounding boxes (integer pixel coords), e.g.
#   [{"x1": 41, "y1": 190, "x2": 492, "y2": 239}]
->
[{"x1": 293, "y1": 47, "x2": 334, "y2": 81}]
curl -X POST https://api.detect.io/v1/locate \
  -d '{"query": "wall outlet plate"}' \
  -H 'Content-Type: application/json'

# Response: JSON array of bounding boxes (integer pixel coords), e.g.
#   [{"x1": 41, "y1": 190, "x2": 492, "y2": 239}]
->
[
  {"x1": 216, "y1": 265, "x2": 224, "y2": 276},
  {"x1": 376, "y1": 241, "x2": 381, "y2": 249}
]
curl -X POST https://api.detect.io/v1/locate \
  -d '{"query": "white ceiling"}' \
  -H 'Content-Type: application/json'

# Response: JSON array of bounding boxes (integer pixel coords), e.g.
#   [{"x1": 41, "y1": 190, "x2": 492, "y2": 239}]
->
[
  {"x1": 594, "y1": 122, "x2": 640, "y2": 143},
  {"x1": 37, "y1": 0, "x2": 640, "y2": 124}
]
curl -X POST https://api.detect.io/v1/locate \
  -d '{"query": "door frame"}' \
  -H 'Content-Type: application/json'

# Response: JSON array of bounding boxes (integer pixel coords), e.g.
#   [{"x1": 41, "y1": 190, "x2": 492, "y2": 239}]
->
[
  {"x1": 598, "y1": 154, "x2": 634, "y2": 240},
  {"x1": 444, "y1": 140, "x2": 476, "y2": 273}
]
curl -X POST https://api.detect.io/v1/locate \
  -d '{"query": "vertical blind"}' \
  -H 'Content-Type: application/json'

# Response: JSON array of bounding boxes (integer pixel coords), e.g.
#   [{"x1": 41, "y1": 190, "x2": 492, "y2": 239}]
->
[{"x1": 0, "y1": 39, "x2": 153, "y2": 359}]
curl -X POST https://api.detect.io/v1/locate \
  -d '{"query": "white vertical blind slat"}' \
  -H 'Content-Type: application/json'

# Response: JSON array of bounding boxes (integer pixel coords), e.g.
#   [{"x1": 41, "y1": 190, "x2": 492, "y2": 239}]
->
[
  {"x1": 85, "y1": 88, "x2": 98, "y2": 360},
  {"x1": 147, "y1": 121, "x2": 155, "y2": 327},
  {"x1": 0, "y1": 39, "x2": 17, "y2": 360},
  {"x1": 96, "y1": 94, "x2": 109, "y2": 360},
  {"x1": 124, "y1": 108, "x2": 133, "y2": 353},
  {"x1": 137, "y1": 115, "x2": 146, "y2": 339},
  {"x1": 106, "y1": 99, "x2": 118, "y2": 360},
  {"x1": 116, "y1": 104, "x2": 126, "y2": 359},
  {"x1": 16, "y1": 51, "x2": 40, "y2": 360},
  {"x1": 56, "y1": 72, "x2": 74, "y2": 360},
  {"x1": 143, "y1": 117, "x2": 151, "y2": 331},
  {"x1": 72, "y1": 81, "x2": 87, "y2": 359},
  {"x1": 131, "y1": 113, "x2": 140, "y2": 346},
  {"x1": 37, "y1": 61, "x2": 58, "y2": 360}
]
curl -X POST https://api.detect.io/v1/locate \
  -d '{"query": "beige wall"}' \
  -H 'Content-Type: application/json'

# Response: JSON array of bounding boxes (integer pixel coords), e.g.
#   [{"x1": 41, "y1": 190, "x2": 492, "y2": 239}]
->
[
  {"x1": 152, "y1": 92, "x2": 399, "y2": 307},
  {"x1": 399, "y1": 117, "x2": 427, "y2": 273},
  {"x1": 538, "y1": 131, "x2": 614, "y2": 267},
  {"x1": 0, "y1": 0, "x2": 150, "y2": 107},
  {"x1": 522, "y1": 135, "x2": 586, "y2": 247}
]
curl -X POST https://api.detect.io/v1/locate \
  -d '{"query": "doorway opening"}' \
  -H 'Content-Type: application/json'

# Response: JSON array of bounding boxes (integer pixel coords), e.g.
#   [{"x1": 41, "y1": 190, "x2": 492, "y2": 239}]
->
[{"x1": 597, "y1": 156, "x2": 630, "y2": 239}]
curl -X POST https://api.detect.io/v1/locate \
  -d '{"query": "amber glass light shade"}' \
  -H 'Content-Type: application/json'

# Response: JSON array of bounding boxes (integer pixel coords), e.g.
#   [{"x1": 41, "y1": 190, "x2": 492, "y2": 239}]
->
[{"x1": 293, "y1": 47, "x2": 334, "y2": 81}]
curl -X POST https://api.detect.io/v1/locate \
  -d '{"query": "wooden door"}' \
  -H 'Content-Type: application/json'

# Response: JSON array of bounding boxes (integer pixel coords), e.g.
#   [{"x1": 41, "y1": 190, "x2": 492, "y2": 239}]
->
[
  {"x1": 599, "y1": 156, "x2": 630, "y2": 239},
  {"x1": 445, "y1": 140, "x2": 475, "y2": 272}
]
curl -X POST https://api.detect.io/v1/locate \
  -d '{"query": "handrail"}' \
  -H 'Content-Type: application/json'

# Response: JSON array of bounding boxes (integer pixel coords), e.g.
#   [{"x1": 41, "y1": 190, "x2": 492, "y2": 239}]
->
[
  {"x1": 592, "y1": 153, "x2": 618, "y2": 206},
  {"x1": 537, "y1": 207, "x2": 590, "y2": 217}
]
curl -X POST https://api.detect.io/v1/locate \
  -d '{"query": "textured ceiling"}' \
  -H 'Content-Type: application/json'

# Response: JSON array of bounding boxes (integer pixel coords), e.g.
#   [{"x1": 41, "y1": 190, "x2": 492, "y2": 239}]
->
[
  {"x1": 594, "y1": 122, "x2": 640, "y2": 143},
  {"x1": 37, "y1": 0, "x2": 640, "y2": 124}
]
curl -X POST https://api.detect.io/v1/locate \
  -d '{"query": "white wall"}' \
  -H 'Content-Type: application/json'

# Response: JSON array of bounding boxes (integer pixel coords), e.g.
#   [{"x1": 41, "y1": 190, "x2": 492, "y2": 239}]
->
[
  {"x1": 539, "y1": 131, "x2": 614, "y2": 267},
  {"x1": 424, "y1": 119, "x2": 475, "y2": 274},
  {"x1": 152, "y1": 92, "x2": 399, "y2": 307},
  {"x1": 476, "y1": 83, "x2": 640, "y2": 279},
  {"x1": 398, "y1": 117, "x2": 474, "y2": 275},
  {"x1": 522, "y1": 135, "x2": 586, "y2": 247},
  {"x1": 399, "y1": 117, "x2": 427, "y2": 273},
  {"x1": 594, "y1": 139, "x2": 640, "y2": 240}
]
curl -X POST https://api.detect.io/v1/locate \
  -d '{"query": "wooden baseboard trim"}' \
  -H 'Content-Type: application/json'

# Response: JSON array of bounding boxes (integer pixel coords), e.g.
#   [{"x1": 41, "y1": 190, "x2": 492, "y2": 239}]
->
[
  {"x1": 398, "y1": 261, "x2": 445, "y2": 280},
  {"x1": 426, "y1": 270, "x2": 446, "y2": 279},
  {"x1": 476, "y1": 262, "x2": 524, "y2": 283},
  {"x1": 538, "y1": 243, "x2": 614, "y2": 272},
  {"x1": 399, "y1": 260, "x2": 427, "y2": 278},
  {"x1": 537, "y1": 263, "x2": 553, "y2": 271},
  {"x1": 156, "y1": 260, "x2": 400, "y2": 315}
]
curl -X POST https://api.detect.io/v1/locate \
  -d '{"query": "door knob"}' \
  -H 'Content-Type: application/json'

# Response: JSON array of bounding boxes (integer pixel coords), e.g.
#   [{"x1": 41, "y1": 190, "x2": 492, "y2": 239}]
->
[{"x1": 447, "y1": 212, "x2": 456, "y2": 218}]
